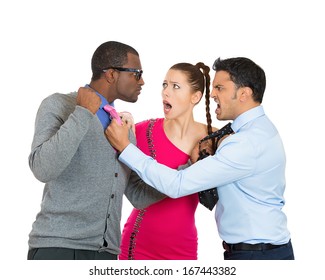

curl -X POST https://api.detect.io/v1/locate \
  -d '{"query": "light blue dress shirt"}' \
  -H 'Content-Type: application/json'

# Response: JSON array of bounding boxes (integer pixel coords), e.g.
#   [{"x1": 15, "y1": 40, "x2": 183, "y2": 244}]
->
[{"x1": 119, "y1": 106, "x2": 291, "y2": 244}]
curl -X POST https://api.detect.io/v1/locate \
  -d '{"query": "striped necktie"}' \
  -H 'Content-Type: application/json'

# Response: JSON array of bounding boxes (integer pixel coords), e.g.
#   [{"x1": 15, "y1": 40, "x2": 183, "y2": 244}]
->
[{"x1": 198, "y1": 122, "x2": 234, "y2": 210}]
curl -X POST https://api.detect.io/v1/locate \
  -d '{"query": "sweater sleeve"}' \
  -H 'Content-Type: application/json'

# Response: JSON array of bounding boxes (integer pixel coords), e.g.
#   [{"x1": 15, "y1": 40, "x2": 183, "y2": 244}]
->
[
  {"x1": 124, "y1": 171, "x2": 166, "y2": 209},
  {"x1": 28, "y1": 93, "x2": 95, "y2": 182}
]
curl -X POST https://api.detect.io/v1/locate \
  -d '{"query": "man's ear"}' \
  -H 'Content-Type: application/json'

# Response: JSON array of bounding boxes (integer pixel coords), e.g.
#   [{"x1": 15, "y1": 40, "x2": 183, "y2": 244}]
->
[
  {"x1": 239, "y1": 86, "x2": 253, "y2": 102},
  {"x1": 104, "y1": 69, "x2": 116, "y2": 83}
]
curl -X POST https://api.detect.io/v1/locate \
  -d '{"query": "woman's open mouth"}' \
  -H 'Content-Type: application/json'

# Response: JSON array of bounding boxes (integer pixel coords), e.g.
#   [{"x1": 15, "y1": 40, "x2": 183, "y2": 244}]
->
[{"x1": 163, "y1": 100, "x2": 172, "y2": 113}]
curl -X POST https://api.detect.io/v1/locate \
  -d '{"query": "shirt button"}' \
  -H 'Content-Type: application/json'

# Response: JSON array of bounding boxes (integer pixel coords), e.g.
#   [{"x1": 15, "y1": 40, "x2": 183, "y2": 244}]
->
[
  {"x1": 115, "y1": 173, "x2": 118, "y2": 177},
  {"x1": 111, "y1": 194, "x2": 115, "y2": 199}
]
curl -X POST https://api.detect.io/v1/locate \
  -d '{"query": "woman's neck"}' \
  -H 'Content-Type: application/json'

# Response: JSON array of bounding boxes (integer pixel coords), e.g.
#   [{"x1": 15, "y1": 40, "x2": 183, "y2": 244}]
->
[{"x1": 164, "y1": 114, "x2": 195, "y2": 140}]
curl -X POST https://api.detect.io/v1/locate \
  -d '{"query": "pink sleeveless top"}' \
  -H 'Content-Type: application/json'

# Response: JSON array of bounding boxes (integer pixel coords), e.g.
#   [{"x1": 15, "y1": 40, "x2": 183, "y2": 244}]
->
[{"x1": 119, "y1": 118, "x2": 199, "y2": 260}]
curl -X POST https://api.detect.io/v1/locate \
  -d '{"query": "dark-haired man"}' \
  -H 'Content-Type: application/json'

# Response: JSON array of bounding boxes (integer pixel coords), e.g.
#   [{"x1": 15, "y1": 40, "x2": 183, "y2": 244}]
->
[{"x1": 28, "y1": 41, "x2": 164, "y2": 260}]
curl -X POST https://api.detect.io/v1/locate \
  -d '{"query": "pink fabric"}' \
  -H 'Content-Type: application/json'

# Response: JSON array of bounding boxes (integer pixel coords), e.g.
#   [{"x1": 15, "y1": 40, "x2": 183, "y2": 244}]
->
[
  {"x1": 119, "y1": 118, "x2": 199, "y2": 260},
  {"x1": 103, "y1": 104, "x2": 122, "y2": 125}
]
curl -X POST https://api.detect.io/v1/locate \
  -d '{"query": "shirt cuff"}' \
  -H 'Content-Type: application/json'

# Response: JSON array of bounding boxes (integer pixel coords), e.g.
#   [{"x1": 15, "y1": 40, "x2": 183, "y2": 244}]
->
[{"x1": 119, "y1": 143, "x2": 147, "y2": 168}]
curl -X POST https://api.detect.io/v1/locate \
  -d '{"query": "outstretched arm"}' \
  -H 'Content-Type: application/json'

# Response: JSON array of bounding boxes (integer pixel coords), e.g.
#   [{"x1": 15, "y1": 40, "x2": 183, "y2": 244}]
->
[{"x1": 106, "y1": 120, "x2": 253, "y2": 198}]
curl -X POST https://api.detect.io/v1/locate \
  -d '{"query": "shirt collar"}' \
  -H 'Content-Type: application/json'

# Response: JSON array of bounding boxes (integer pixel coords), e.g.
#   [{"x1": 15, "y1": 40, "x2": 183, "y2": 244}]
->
[
  {"x1": 85, "y1": 84, "x2": 114, "y2": 109},
  {"x1": 232, "y1": 105, "x2": 265, "y2": 132}
]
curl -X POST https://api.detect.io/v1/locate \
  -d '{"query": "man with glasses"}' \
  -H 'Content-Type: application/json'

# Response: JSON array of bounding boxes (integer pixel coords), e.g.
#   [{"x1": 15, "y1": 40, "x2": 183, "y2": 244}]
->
[
  {"x1": 106, "y1": 57, "x2": 294, "y2": 260},
  {"x1": 27, "y1": 41, "x2": 164, "y2": 260}
]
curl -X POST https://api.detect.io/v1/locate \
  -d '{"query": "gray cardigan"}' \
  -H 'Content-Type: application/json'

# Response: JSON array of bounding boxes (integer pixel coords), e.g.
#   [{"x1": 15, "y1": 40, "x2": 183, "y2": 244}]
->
[{"x1": 28, "y1": 92, "x2": 164, "y2": 255}]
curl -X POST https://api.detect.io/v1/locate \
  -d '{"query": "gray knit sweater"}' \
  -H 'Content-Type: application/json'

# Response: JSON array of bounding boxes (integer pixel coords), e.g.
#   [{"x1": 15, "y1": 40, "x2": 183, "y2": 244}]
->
[{"x1": 28, "y1": 92, "x2": 164, "y2": 255}]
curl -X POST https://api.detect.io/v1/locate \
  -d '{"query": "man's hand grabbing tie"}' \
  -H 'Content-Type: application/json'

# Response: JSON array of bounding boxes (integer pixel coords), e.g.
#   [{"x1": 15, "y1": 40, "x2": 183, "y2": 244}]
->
[{"x1": 105, "y1": 119, "x2": 131, "y2": 153}]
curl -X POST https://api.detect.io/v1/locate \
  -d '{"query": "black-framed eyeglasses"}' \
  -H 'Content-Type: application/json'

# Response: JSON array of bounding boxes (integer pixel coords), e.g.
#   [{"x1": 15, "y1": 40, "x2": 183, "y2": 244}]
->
[{"x1": 102, "y1": 67, "x2": 143, "y2": 81}]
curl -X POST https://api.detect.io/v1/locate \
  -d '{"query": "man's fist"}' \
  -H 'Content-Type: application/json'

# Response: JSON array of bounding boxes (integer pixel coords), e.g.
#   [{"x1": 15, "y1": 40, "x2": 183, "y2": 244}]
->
[{"x1": 76, "y1": 87, "x2": 101, "y2": 114}]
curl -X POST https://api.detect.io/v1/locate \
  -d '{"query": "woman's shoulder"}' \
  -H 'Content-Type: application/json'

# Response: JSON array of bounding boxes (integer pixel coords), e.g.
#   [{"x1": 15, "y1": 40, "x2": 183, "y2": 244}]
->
[
  {"x1": 190, "y1": 122, "x2": 218, "y2": 143},
  {"x1": 135, "y1": 118, "x2": 164, "y2": 135},
  {"x1": 194, "y1": 122, "x2": 218, "y2": 134},
  {"x1": 136, "y1": 118, "x2": 163, "y2": 128}
]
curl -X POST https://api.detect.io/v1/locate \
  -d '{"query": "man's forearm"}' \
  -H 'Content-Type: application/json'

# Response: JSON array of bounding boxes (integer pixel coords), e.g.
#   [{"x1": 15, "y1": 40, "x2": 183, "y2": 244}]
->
[{"x1": 29, "y1": 105, "x2": 93, "y2": 182}]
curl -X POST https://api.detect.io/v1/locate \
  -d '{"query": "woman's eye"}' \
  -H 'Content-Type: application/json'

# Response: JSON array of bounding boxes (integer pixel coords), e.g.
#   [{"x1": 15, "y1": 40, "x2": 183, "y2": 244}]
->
[
  {"x1": 173, "y1": 84, "x2": 180, "y2": 89},
  {"x1": 162, "y1": 82, "x2": 167, "y2": 88}
]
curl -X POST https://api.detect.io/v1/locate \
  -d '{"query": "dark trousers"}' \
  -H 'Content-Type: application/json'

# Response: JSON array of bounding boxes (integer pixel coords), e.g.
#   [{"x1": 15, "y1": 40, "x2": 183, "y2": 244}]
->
[
  {"x1": 223, "y1": 240, "x2": 294, "y2": 260},
  {"x1": 27, "y1": 247, "x2": 118, "y2": 260}
]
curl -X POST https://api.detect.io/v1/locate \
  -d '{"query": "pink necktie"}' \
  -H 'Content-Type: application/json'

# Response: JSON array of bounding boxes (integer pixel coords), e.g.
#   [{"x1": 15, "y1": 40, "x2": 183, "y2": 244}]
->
[{"x1": 103, "y1": 104, "x2": 122, "y2": 125}]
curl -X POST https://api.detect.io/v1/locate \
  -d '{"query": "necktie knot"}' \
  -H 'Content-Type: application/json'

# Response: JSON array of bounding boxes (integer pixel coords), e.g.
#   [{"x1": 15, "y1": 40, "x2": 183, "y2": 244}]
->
[{"x1": 103, "y1": 104, "x2": 122, "y2": 125}]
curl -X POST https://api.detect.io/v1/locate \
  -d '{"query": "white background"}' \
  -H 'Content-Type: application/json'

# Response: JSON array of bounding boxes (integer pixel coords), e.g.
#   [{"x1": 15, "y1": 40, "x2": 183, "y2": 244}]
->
[{"x1": 1, "y1": 0, "x2": 324, "y2": 279}]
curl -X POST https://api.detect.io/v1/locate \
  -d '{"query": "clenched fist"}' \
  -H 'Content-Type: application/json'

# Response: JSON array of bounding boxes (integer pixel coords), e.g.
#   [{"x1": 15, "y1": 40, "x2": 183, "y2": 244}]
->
[{"x1": 76, "y1": 87, "x2": 101, "y2": 114}]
